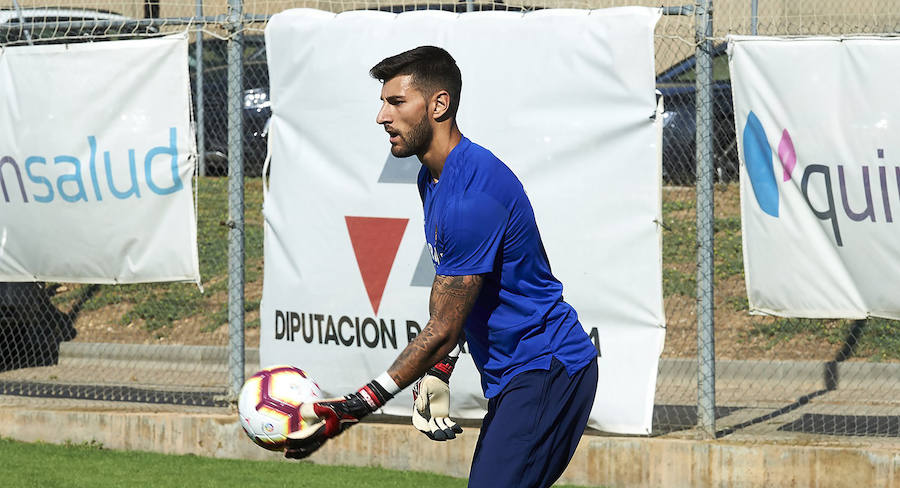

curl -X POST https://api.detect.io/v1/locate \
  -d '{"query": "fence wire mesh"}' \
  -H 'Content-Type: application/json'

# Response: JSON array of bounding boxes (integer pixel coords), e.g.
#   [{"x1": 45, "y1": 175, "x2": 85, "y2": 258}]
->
[
  {"x1": 696, "y1": 0, "x2": 900, "y2": 442},
  {"x1": 1, "y1": 0, "x2": 898, "y2": 443},
  {"x1": 0, "y1": 178, "x2": 265, "y2": 408}
]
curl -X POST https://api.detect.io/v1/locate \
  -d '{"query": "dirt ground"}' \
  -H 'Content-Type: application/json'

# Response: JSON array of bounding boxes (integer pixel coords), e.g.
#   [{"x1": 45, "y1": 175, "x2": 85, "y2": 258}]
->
[{"x1": 61, "y1": 280, "x2": 261, "y2": 348}]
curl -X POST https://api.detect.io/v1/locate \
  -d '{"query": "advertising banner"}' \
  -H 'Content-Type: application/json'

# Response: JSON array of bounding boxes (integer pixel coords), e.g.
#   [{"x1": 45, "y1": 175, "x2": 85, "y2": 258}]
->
[
  {"x1": 262, "y1": 8, "x2": 664, "y2": 433},
  {"x1": 0, "y1": 34, "x2": 199, "y2": 284},
  {"x1": 730, "y1": 36, "x2": 900, "y2": 319}
]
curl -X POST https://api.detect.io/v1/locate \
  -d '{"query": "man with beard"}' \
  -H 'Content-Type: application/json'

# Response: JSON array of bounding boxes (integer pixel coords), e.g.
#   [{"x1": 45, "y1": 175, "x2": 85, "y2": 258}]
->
[{"x1": 285, "y1": 46, "x2": 598, "y2": 488}]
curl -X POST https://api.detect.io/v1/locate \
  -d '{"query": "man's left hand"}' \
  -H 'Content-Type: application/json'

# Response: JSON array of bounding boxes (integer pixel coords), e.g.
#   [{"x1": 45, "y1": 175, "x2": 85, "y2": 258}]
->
[{"x1": 412, "y1": 374, "x2": 463, "y2": 441}]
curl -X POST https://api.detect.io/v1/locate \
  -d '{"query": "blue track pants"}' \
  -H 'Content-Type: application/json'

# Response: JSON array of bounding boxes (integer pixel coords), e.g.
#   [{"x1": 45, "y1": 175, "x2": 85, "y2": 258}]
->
[{"x1": 468, "y1": 356, "x2": 598, "y2": 488}]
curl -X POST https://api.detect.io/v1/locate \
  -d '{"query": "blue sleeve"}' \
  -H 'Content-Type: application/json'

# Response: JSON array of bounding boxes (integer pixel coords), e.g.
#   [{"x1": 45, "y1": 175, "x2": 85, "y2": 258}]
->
[
  {"x1": 416, "y1": 165, "x2": 429, "y2": 205},
  {"x1": 435, "y1": 191, "x2": 509, "y2": 276}
]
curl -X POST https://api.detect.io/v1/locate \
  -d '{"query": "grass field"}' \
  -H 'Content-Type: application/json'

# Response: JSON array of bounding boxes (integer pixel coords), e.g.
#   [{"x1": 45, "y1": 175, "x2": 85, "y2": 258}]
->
[
  {"x1": 40, "y1": 178, "x2": 900, "y2": 361},
  {"x1": 0, "y1": 437, "x2": 591, "y2": 488}
]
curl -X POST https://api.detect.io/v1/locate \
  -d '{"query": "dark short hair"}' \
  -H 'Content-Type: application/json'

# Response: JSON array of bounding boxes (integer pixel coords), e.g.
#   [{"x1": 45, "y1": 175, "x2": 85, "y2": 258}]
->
[{"x1": 370, "y1": 46, "x2": 462, "y2": 119}]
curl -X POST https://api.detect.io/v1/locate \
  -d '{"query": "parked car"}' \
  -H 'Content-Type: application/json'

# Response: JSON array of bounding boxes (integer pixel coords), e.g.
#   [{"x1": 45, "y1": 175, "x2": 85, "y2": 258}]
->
[
  {"x1": 187, "y1": 27, "x2": 733, "y2": 182},
  {"x1": 186, "y1": 3, "x2": 529, "y2": 177},
  {"x1": 0, "y1": 8, "x2": 157, "y2": 46},
  {"x1": 189, "y1": 35, "x2": 271, "y2": 177},
  {"x1": 656, "y1": 43, "x2": 737, "y2": 185},
  {"x1": 0, "y1": 282, "x2": 76, "y2": 371}
]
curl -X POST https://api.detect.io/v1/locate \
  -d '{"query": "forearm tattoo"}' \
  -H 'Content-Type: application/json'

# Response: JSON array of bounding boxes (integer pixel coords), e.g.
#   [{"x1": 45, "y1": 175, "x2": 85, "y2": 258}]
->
[{"x1": 388, "y1": 274, "x2": 482, "y2": 388}]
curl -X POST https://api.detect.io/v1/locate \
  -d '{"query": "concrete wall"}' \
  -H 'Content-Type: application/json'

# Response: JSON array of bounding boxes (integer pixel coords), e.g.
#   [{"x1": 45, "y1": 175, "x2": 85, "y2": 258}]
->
[{"x1": 1, "y1": 403, "x2": 898, "y2": 487}]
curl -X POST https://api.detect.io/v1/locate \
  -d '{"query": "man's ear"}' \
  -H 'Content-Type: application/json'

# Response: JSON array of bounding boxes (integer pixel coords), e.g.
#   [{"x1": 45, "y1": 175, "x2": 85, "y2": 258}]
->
[{"x1": 432, "y1": 90, "x2": 452, "y2": 122}]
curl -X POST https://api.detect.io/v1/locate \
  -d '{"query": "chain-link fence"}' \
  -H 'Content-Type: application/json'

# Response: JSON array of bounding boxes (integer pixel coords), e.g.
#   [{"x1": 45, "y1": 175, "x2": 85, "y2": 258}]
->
[
  {"x1": 0, "y1": 177, "x2": 265, "y2": 408},
  {"x1": 699, "y1": 0, "x2": 900, "y2": 443},
  {"x1": 1, "y1": 0, "x2": 898, "y2": 444}
]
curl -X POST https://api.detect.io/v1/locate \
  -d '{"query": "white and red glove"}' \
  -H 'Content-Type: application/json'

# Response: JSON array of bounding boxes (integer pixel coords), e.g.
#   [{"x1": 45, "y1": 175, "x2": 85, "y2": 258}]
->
[
  {"x1": 285, "y1": 376, "x2": 396, "y2": 459},
  {"x1": 412, "y1": 351, "x2": 463, "y2": 441}
]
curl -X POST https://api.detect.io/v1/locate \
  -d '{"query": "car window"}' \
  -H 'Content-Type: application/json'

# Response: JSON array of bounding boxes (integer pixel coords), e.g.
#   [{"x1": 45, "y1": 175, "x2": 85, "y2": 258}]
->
[
  {"x1": 246, "y1": 42, "x2": 266, "y2": 63},
  {"x1": 670, "y1": 51, "x2": 730, "y2": 83},
  {"x1": 197, "y1": 43, "x2": 228, "y2": 70},
  {"x1": 189, "y1": 37, "x2": 266, "y2": 71}
]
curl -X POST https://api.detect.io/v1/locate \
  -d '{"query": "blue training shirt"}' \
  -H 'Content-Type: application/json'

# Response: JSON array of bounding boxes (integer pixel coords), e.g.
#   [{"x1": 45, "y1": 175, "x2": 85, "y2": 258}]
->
[{"x1": 418, "y1": 136, "x2": 597, "y2": 398}]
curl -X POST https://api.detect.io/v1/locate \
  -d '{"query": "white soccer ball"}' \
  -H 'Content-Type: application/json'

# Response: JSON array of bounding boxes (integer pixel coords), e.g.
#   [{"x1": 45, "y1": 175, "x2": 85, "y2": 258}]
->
[{"x1": 238, "y1": 365, "x2": 323, "y2": 451}]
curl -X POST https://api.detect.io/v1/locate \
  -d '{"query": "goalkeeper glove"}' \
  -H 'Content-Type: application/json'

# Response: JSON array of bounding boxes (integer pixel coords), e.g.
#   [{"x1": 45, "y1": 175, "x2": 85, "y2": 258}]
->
[
  {"x1": 285, "y1": 376, "x2": 396, "y2": 459},
  {"x1": 412, "y1": 354, "x2": 463, "y2": 441}
]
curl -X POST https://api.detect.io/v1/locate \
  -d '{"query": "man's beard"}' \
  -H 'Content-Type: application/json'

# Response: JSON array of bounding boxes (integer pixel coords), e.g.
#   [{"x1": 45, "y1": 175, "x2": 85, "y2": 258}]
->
[{"x1": 392, "y1": 112, "x2": 432, "y2": 158}]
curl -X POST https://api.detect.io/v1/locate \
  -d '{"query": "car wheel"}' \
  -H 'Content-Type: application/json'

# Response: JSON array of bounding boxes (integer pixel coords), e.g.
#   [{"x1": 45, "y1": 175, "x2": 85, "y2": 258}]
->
[{"x1": 203, "y1": 151, "x2": 228, "y2": 177}]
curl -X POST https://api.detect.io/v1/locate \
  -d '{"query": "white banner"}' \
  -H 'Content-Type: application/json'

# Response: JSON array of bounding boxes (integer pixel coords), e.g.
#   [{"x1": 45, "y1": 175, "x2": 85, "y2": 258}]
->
[
  {"x1": 0, "y1": 35, "x2": 200, "y2": 284},
  {"x1": 730, "y1": 36, "x2": 900, "y2": 320},
  {"x1": 261, "y1": 8, "x2": 664, "y2": 434}
]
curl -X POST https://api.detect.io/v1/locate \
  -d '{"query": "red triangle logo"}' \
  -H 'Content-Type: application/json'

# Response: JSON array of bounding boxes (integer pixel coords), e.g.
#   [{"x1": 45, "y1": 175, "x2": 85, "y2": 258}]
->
[{"x1": 345, "y1": 216, "x2": 408, "y2": 315}]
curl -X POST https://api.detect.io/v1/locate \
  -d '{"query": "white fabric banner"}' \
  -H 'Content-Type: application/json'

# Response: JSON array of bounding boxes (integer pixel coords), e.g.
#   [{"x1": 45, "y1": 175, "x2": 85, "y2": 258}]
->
[
  {"x1": 730, "y1": 36, "x2": 900, "y2": 320},
  {"x1": 0, "y1": 34, "x2": 200, "y2": 284},
  {"x1": 261, "y1": 8, "x2": 664, "y2": 434}
]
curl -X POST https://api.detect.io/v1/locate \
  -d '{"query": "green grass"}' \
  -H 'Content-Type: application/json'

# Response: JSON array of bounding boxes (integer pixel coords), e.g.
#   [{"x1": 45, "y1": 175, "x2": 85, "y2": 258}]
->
[
  {"x1": 661, "y1": 199, "x2": 692, "y2": 213},
  {"x1": 0, "y1": 437, "x2": 591, "y2": 488},
  {"x1": 747, "y1": 317, "x2": 900, "y2": 361},
  {"x1": 663, "y1": 269, "x2": 696, "y2": 298},
  {"x1": 210, "y1": 298, "x2": 262, "y2": 332},
  {"x1": 860, "y1": 319, "x2": 900, "y2": 361},
  {"x1": 660, "y1": 214, "x2": 744, "y2": 282},
  {"x1": 660, "y1": 218, "x2": 695, "y2": 265},
  {"x1": 725, "y1": 295, "x2": 749, "y2": 312},
  {"x1": 712, "y1": 217, "x2": 744, "y2": 280}
]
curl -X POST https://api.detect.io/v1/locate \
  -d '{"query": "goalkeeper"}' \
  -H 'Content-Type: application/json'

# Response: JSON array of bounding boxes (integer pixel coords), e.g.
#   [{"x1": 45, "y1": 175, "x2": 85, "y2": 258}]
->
[{"x1": 287, "y1": 46, "x2": 599, "y2": 488}]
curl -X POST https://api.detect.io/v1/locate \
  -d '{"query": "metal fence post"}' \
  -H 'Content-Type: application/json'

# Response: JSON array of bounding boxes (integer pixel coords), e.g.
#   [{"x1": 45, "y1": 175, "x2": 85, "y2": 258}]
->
[
  {"x1": 195, "y1": 0, "x2": 205, "y2": 177},
  {"x1": 695, "y1": 0, "x2": 717, "y2": 438},
  {"x1": 226, "y1": 0, "x2": 245, "y2": 399},
  {"x1": 751, "y1": 0, "x2": 758, "y2": 35},
  {"x1": 10, "y1": 0, "x2": 33, "y2": 45}
]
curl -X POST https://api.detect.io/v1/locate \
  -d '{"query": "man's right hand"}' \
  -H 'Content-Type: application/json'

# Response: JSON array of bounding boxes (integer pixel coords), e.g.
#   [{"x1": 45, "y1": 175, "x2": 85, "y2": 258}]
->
[
  {"x1": 285, "y1": 379, "x2": 392, "y2": 459},
  {"x1": 284, "y1": 409, "x2": 328, "y2": 460},
  {"x1": 284, "y1": 397, "x2": 367, "y2": 459}
]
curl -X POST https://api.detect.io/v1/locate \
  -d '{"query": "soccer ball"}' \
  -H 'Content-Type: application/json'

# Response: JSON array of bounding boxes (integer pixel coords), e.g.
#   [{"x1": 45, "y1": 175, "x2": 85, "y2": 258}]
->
[{"x1": 238, "y1": 365, "x2": 323, "y2": 451}]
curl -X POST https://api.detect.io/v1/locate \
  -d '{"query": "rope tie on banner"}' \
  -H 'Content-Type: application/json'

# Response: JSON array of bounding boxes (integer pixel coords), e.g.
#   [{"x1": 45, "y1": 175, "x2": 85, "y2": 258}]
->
[
  {"x1": 261, "y1": 117, "x2": 273, "y2": 204},
  {"x1": 655, "y1": 33, "x2": 705, "y2": 48},
  {"x1": 194, "y1": 147, "x2": 204, "y2": 294}
]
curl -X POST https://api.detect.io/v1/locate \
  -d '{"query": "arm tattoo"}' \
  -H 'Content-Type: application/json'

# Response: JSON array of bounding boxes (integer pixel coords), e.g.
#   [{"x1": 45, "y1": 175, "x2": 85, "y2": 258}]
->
[{"x1": 387, "y1": 274, "x2": 483, "y2": 388}]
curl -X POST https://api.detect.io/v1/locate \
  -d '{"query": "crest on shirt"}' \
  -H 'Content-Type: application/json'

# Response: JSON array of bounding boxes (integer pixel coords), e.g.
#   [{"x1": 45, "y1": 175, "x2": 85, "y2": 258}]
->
[
  {"x1": 428, "y1": 225, "x2": 443, "y2": 266},
  {"x1": 427, "y1": 242, "x2": 442, "y2": 266}
]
